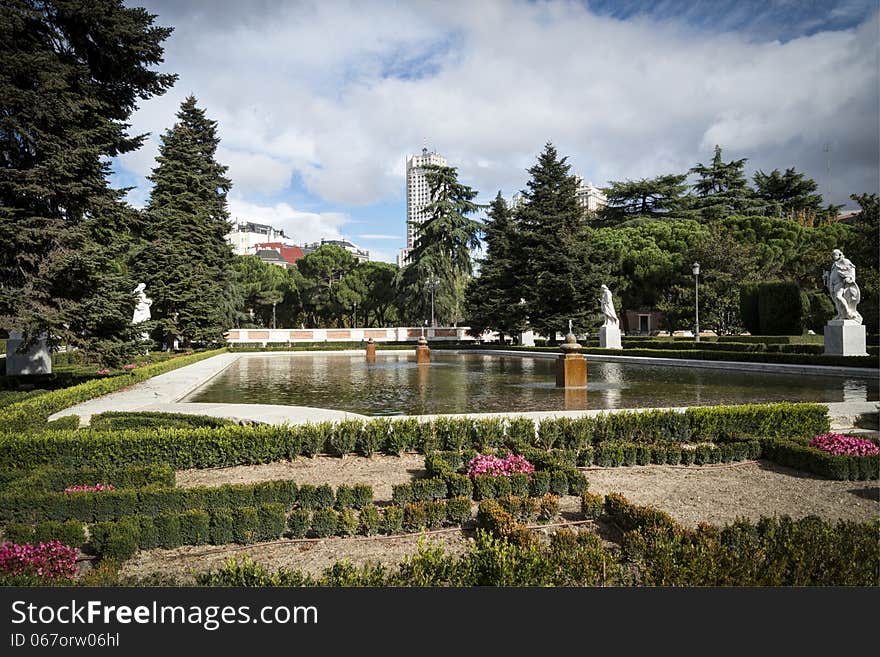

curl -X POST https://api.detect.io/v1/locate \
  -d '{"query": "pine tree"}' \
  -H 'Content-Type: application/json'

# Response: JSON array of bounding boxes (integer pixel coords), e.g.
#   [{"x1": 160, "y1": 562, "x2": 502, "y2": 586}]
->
[
  {"x1": 690, "y1": 145, "x2": 766, "y2": 219},
  {"x1": 398, "y1": 164, "x2": 481, "y2": 325},
  {"x1": 465, "y1": 192, "x2": 526, "y2": 340},
  {"x1": 134, "y1": 96, "x2": 236, "y2": 346},
  {"x1": 0, "y1": 0, "x2": 175, "y2": 363},
  {"x1": 597, "y1": 174, "x2": 691, "y2": 225},
  {"x1": 514, "y1": 143, "x2": 598, "y2": 344},
  {"x1": 752, "y1": 167, "x2": 824, "y2": 220}
]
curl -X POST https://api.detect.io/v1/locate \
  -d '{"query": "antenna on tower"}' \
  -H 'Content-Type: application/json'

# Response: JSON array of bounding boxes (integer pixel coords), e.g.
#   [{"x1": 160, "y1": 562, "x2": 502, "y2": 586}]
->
[
  {"x1": 823, "y1": 142, "x2": 832, "y2": 203},
  {"x1": 422, "y1": 137, "x2": 428, "y2": 156}
]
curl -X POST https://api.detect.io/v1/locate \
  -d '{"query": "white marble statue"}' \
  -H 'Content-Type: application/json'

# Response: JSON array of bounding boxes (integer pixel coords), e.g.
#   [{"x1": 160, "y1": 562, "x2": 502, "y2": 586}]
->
[
  {"x1": 823, "y1": 249, "x2": 862, "y2": 324},
  {"x1": 132, "y1": 283, "x2": 152, "y2": 324},
  {"x1": 600, "y1": 284, "x2": 619, "y2": 326}
]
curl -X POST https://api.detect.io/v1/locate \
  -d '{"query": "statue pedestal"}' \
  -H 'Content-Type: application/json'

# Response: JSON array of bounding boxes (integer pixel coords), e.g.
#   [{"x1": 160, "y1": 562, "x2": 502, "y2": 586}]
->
[
  {"x1": 599, "y1": 324, "x2": 622, "y2": 349},
  {"x1": 416, "y1": 337, "x2": 431, "y2": 364},
  {"x1": 5, "y1": 331, "x2": 52, "y2": 375},
  {"x1": 824, "y1": 320, "x2": 867, "y2": 356},
  {"x1": 556, "y1": 353, "x2": 587, "y2": 388},
  {"x1": 365, "y1": 339, "x2": 377, "y2": 362}
]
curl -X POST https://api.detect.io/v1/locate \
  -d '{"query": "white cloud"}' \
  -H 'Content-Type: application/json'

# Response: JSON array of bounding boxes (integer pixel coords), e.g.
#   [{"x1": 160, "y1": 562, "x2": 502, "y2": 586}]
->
[
  {"x1": 219, "y1": 148, "x2": 292, "y2": 196},
  {"x1": 227, "y1": 195, "x2": 348, "y2": 244},
  {"x1": 117, "y1": 0, "x2": 878, "y2": 212}
]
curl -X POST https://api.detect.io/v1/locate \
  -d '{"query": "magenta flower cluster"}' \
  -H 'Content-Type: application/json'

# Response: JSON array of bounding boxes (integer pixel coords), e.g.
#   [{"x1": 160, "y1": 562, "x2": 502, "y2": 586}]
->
[
  {"x1": 809, "y1": 433, "x2": 880, "y2": 457},
  {"x1": 122, "y1": 362, "x2": 148, "y2": 370},
  {"x1": 96, "y1": 369, "x2": 111, "y2": 375},
  {"x1": 64, "y1": 483, "x2": 115, "y2": 494},
  {"x1": 466, "y1": 453, "x2": 535, "y2": 478},
  {"x1": 0, "y1": 541, "x2": 79, "y2": 579}
]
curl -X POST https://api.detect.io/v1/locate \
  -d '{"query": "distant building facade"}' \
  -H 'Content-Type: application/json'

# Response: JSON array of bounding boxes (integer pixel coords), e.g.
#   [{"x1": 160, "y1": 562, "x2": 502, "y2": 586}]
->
[
  {"x1": 226, "y1": 220, "x2": 293, "y2": 256},
  {"x1": 574, "y1": 176, "x2": 607, "y2": 213},
  {"x1": 254, "y1": 242, "x2": 305, "y2": 269},
  {"x1": 399, "y1": 147, "x2": 447, "y2": 266},
  {"x1": 302, "y1": 238, "x2": 369, "y2": 262}
]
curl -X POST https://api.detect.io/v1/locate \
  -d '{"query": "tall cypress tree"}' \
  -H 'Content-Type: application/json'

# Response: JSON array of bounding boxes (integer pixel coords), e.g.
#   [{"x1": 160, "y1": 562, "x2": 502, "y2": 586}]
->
[
  {"x1": 134, "y1": 96, "x2": 236, "y2": 345},
  {"x1": 0, "y1": 0, "x2": 175, "y2": 363},
  {"x1": 465, "y1": 192, "x2": 526, "y2": 340},
  {"x1": 514, "y1": 143, "x2": 598, "y2": 344}
]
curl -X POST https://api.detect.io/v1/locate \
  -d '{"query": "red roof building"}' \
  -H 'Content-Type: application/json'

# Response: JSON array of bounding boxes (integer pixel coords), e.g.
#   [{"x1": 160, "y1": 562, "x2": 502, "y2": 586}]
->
[{"x1": 254, "y1": 242, "x2": 305, "y2": 268}]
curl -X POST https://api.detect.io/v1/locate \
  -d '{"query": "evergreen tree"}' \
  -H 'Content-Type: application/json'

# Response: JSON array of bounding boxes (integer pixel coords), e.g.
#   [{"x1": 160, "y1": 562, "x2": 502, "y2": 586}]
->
[
  {"x1": 753, "y1": 167, "x2": 823, "y2": 220},
  {"x1": 689, "y1": 145, "x2": 766, "y2": 219},
  {"x1": 296, "y1": 244, "x2": 356, "y2": 327},
  {"x1": 398, "y1": 164, "x2": 481, "y2": 325},
  {"x1": 0, "y1": 0, "x2": 175, "y2": 363},
  {"x1": 597, "y1": 174, "x2": 691, "y2": 225},
  {"x1": 134, "y1": 96, "x2": 236, "y2": 346},
  {"x1": 514, "y1": 143, "x2": 598, "y2": 343},
  {"x1": 465, "y1": 192, "x2": 525, "y2": 340}
]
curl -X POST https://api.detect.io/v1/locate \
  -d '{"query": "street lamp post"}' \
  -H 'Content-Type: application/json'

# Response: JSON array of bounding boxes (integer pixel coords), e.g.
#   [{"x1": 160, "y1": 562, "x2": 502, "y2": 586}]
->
[
  {"x1": 692, "y1": 262, "x2": 700, "y2": 343},
  {"x1": 271, "y1": 302, "x2": 276, "y2": 330},
  {"x1": 353, "y1": 301, "x2": 358, "y2": 328},
  {"x1": 426, "y1": 276, "x2": 439, "y2": 327}
]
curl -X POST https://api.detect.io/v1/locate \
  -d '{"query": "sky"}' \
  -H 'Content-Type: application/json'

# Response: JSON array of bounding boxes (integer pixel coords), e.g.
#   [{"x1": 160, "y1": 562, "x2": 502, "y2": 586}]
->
[{"x1": 114, "y1": 0, "x2": 880, "y2": 263}]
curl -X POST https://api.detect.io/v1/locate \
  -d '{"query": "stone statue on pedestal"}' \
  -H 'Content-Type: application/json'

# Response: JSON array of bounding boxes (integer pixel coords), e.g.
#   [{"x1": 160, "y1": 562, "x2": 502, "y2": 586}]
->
[{"x1": 823, "y1": 249, "x2": 867, "y2": 356}]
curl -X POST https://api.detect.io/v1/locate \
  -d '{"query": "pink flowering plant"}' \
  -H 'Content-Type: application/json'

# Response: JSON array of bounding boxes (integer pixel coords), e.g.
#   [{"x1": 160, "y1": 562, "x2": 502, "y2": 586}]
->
[
  {"x1": 64, "y1": 483, "x2": 115, "y2": 494},
  {"x1": 0, "y1": 541, "x2": 79, "y2": 579},
  {"x1": 96, "y1": 369, "x2": 111, "y2": 375},
  {"x1": 809, "y1": 433, "x2": 879, "y2": 457},
  {"x1": 466, "y1": 453, "x2": 535, "y2": 478}
]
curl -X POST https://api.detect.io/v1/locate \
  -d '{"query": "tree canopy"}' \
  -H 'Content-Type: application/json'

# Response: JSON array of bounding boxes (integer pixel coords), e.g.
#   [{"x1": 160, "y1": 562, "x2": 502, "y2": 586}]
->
[{"x1": 0, "y1": 0, "x2": 175, "y2": 363}]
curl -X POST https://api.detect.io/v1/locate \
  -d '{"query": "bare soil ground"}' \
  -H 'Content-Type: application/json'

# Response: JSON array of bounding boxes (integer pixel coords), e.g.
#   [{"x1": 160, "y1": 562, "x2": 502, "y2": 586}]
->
[{"x1": 122, "y1": 455, "x2": 878, "y2": 583}]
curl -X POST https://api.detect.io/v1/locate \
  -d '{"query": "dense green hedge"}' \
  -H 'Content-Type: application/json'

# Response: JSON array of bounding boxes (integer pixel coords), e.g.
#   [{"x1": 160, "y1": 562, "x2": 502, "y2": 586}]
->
[
  {"x1": 0, "y1": 348, "x2": 227, "y2": 432},
  {"x1": 761, "y1": 437, "x2": 879, "y2": 480},
  {"x1": 90, "y1": 411, "x2": 234, "y2": 431},
  {"x1": 0, "y1": 479, "x2": 372, "y2": 524},
  {"x1": 0, "y1": 464, "x2": 175, "y2": 494},
  {"x1": 456, "y1": 343, "x2": 878, "y2": 368},
  {"x1": 0, "y1": 403, "x2": 829, "y2": 471}
]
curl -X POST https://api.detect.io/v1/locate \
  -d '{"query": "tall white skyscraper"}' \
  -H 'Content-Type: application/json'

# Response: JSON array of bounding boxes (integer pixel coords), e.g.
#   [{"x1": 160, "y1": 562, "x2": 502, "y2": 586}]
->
[{"x1": 398, "y1": 147, "x2": 447, "y2": 266}]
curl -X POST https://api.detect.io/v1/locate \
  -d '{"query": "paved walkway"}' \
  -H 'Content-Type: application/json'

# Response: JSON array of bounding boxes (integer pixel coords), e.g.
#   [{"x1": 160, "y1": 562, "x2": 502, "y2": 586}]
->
[
  {"x1": 48, "y1": 351, "x2": 878, "y2": 429},
  {"x1": 49, "y1": 353, "x2": 366, "y2": 425}
]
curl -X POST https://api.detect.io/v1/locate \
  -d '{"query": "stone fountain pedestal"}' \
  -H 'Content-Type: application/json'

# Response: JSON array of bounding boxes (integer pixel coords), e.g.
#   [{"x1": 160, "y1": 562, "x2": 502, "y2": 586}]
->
[
  {"x1": 416, "y1": 335, "x2": 431, "y2": 364},
  {"x1": 365, "y1": 338, "x2": 377, "y2": 362},
  {"x1": 556, "y1": 332, "x2": 586, "y2": 388}
]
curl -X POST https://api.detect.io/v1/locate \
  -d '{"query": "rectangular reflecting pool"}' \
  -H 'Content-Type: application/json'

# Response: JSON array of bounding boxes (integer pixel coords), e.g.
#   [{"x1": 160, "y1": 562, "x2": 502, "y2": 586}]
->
[{"x1": 180, "y1": 352, "x2": 879, "y2": 415}]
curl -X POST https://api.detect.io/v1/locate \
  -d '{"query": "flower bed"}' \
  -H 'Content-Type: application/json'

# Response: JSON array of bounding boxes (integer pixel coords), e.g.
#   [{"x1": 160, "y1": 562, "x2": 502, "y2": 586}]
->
[
  {"x1": 466, "y1": 453, "x2": 534, "y2": 478},
  {"x1": 64, "y1": 483, "x2": 115, "y2": 494},
  {"x1": 0, "y1": 541, "x2": 79, "y2": 579},
  {"x1": 809, "y1": 433, "x2": 879, "y2": 457}
]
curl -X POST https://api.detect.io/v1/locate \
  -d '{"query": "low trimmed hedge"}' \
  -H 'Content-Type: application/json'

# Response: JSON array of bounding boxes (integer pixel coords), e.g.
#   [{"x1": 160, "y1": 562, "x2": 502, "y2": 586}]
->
[
  {"x1": 0, "y1": 479, "x2": 372, "y2": 524},
  {"x1": 0, "y1": 464, "x2": 175, "y2": 495},
  {"x1": 0, "y1": 403, "x2": 830, "y2": 472},
  {"x1": 761, "y1": 437, "x2": 879, "y2": 480},
  {"x1": 591, "y1": 439, "x2": 759, "y2": 467},
  {"x1": 89, "y1": 503, "x2": 288, "y2": 560},
  {"x1": 0, "y1": 348, "x2": 227, "y2": 432},
  {"x1": 3, "y1": 520, "x2": 87, "y2": 548},
  {"x1": 90, "y1": 411, "x2": 234, "y2": 431}
]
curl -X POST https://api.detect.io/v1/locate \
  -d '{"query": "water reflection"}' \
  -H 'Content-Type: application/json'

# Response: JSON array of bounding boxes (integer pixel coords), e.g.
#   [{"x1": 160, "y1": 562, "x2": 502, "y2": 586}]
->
[{"x1": 183, "y1": 352, "x2": 879, "y2": 415}]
